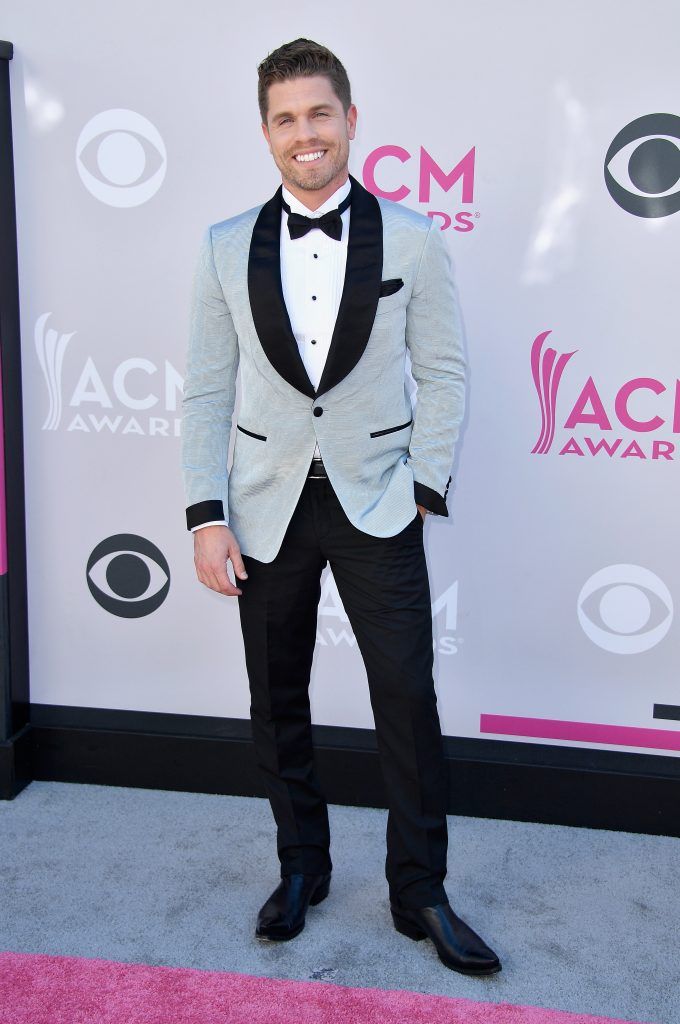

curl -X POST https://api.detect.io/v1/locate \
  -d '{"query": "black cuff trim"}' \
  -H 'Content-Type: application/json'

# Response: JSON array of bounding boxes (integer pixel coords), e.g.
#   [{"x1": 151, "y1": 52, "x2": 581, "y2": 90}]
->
[
  {"x1": 186, "y1": 499, "x2": 225, "y2": 531},
  {"x1": 414, "y1": 478, "x2": 450, "y2": 517}
]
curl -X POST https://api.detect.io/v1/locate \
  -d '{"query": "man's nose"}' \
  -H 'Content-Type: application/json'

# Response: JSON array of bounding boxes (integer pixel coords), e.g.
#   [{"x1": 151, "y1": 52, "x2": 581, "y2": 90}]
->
[{"x1": 295, "y1": 118, "x2": 320, "y2": 142}]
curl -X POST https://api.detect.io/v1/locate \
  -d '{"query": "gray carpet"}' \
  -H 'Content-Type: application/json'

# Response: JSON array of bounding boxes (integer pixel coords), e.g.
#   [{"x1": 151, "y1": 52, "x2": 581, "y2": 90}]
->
[{"x1": 0, "y1": 781, "x2": 677, "y2": 1023}]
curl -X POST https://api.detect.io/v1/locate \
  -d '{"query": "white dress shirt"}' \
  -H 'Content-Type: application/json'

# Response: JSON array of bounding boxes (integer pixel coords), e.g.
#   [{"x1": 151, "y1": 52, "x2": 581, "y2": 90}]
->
[
  {"x1": 191, "y1": 177, "x2": 351, "y2": 531},
  {"x1": 279, "y1": 176, "x2": 350, "y2": 463}
]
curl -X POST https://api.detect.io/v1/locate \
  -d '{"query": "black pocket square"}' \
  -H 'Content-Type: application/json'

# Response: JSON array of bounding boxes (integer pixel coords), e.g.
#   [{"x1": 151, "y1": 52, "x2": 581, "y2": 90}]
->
[{"x1": 379, "y1": 278, "x2": 404, "y2": 297}]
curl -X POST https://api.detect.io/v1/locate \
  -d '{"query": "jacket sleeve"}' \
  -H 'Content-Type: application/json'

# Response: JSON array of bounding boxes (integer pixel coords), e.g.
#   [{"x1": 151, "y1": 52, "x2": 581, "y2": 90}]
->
[
  {"x1": 405, "y1": 220, "x2": 467, "y2": 516},
  {"x1": 181, "y1": 226, "x2": 239, "y2": 531}
]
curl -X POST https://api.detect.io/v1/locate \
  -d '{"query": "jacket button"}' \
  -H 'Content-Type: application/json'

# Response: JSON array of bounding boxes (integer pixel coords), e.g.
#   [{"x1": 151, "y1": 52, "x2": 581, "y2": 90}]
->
[{"x1": 313, "y1": 407, "x2": 323, "y2": 417}]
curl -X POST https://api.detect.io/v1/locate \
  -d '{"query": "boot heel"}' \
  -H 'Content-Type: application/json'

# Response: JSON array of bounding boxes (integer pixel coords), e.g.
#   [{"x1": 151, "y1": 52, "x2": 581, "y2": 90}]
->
[
  {"x1": 309, "y1": 877, "x2": 330, "y2": 905},
  {"x1": 391, "y1": 909, "x2": 427, "y2": 940}
]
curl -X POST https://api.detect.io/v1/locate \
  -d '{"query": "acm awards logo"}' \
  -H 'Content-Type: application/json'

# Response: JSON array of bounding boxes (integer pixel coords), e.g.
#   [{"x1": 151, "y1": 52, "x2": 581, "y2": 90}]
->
[
  {"x1": 318, "y1": 574, "x2": 461, "y2": 656},
  {"x1": 363, "y1": 146, "x2": 477, "y2": 233},
  {"x1": 35, "y1": 312, "x2": 183, "y2": 436},
  {"x1": 530, "y1": 330, "x2": 679, "y2": 460},
  {"x1": 87, "y1": 535, "x2": 170, "y2": 617},
  {"x1": 604, "y1": 113, "x2": 680, "y2": 218},
  {"x1": 366, "y1": 111, "x2": 680, "y2": 232}
]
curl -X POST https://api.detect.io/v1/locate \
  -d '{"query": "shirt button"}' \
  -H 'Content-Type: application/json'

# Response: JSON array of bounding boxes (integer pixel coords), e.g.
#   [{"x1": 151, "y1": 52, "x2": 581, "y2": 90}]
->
[
  {"x1": 313, "y1": 253, "x2": 318, "y2": 258},
  {"x1": 311, "y1": 339, "x2": 317, "y2": 345},
  {"x1": 311, "y1": 295, "x2": 317, "y2": 300},
  {"x1": 313, "y1": 407, "x2": 323, "y2": 417}
]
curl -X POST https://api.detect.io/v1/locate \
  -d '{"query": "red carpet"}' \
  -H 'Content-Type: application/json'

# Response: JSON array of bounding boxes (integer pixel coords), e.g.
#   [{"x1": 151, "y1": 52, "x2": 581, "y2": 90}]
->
[{"x1": 0, "y1": 951, "x2": 653, "y2": 1024}]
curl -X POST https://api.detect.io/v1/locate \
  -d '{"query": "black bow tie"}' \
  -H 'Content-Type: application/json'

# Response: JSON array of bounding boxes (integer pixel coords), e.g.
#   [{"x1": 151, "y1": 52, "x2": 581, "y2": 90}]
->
[{"x1": 281, "y1": 188, "x2": 352, "y2": 241}]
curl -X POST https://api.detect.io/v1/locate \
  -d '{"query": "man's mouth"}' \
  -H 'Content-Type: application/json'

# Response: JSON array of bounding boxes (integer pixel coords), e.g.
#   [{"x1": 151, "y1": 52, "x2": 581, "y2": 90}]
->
[{"x1": 293, "y1": 149, "x2": 327, "y2": 163}]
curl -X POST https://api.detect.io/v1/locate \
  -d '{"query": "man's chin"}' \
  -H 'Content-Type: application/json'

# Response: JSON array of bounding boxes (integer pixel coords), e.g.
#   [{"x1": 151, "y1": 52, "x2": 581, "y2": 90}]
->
[
  {"x1": 294, "y1": 177, "x2": 333, "y2": 192},
  {"x1": 285, "y1": 165, "x2": 345, "y2": 193}
]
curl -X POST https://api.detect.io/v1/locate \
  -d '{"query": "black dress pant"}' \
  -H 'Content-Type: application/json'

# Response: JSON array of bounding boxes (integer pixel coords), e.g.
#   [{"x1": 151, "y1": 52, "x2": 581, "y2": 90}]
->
[{"x1": 236, "y1": 470, "x2": 449, "y2": 910}]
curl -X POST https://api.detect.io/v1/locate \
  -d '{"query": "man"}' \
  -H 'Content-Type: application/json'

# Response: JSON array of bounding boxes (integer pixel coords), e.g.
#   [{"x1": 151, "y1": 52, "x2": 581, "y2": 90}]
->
[{"x1": 181, "y1": 38, "x2": 501, "y2": 976}]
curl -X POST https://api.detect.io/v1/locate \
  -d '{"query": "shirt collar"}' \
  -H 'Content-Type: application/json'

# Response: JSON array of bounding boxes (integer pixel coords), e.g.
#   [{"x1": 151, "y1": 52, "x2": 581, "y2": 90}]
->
[{"x1": 281, "y1": 176, "x2": 351, "y2": 218}]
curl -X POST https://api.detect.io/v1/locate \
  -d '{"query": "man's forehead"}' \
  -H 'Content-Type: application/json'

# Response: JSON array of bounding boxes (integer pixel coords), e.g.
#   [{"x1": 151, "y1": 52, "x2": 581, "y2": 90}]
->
[{"x1": 267, "y1": 76, "x2": 339, "y2": 115}]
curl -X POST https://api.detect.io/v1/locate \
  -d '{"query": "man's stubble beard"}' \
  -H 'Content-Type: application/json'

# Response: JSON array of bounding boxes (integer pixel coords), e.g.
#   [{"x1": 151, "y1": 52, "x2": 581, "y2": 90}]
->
[{"x1": 276, "y1": 138, "x2": 350, "y2": 194}]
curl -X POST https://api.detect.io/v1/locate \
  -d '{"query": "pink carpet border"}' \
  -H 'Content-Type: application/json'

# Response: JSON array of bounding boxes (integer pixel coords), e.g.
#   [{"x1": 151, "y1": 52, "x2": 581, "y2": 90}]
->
[{"x1": 0, "y1": 951, "x2": 654, "y2": 1024}]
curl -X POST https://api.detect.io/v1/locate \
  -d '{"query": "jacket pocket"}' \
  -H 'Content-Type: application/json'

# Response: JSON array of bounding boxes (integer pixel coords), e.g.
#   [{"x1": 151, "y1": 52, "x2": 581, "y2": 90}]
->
[
  {"x1": 379, "y1": 277, "x2": 404, "y2": 296},
  {"x1": 369, "y1": 417, "x2": 413, "y2": 438},
  {"x1": 236, "y1": 424, "x2": 267, "y2": 440}
]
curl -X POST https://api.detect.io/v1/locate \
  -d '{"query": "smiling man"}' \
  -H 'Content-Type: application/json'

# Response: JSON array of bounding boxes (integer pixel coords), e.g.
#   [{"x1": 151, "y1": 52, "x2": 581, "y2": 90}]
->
[
  {"x1": 264, "y1": 76, "x2": 352, "y2": 203},
  {"x1": 181, "y1": 37, "x2": 501, "y2": 976}
]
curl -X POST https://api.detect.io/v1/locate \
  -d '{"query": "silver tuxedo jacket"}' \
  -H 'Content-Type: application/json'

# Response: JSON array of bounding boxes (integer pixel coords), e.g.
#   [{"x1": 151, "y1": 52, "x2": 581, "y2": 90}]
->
[{"x1": 181, "y1": 173, "x2": 467, "y2": 563}]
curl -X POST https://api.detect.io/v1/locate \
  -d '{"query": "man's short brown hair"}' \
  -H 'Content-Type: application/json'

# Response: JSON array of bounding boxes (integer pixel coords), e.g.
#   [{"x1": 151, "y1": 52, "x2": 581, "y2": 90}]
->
[{"x1": 257, "y1": 38, "x2": 352, "y2": 124}]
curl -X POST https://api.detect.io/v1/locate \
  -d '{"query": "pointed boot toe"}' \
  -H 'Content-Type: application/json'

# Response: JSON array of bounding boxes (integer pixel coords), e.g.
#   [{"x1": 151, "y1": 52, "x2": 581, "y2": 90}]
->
[
  {"x1": 391, "y1": 900, "x2": 501, "y2": 975},
  {"x1": 255, "y1": 872, "x2": 331, "y2": 941}
]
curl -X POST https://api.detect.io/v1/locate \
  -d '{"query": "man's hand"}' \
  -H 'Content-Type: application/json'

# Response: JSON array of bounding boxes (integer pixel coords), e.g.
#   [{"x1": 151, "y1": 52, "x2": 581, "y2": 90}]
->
[
  {"x1": 193, "y1": 524, "x2": 248, "y2": 596},
  {"x1": 417, "y1": 504, "x2": 427, "y2": 522}
]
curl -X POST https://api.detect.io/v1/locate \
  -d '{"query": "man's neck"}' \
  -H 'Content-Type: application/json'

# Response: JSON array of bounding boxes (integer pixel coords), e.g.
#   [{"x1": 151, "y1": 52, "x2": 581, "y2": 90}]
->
[{"x1": 281, "y1": 170, "x2": 350, "y2": 211}]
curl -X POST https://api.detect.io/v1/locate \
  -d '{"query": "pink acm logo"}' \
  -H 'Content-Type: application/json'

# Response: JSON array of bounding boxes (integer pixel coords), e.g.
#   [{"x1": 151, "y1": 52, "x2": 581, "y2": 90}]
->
[
  {"x1": 531, "y1": 330, "x2": 679, "y2": 459},
  {"x1": 362, "y1": 146, "x2": 476, "y2": 232}
]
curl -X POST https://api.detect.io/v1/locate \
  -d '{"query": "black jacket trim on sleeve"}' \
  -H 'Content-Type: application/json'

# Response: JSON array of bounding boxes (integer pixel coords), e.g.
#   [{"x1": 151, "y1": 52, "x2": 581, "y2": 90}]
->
[
  {"x1": 413, "y1": 477, "x2": 451, "y2": 517},
  {"x1": 186, "y1": 499, "x2": 226, "y2": 531}
]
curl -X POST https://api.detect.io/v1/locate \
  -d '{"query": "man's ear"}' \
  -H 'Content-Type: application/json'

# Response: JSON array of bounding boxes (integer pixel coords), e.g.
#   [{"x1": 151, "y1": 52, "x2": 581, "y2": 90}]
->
[{"x1": 347, "y1": 103, "x2": 358, "y2": 141}]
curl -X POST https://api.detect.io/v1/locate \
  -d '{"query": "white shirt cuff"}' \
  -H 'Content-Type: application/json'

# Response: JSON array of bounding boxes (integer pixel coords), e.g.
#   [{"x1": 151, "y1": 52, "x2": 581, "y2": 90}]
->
[{"x1": 190, "y1": 520, "x2": 228, "y2": 531}]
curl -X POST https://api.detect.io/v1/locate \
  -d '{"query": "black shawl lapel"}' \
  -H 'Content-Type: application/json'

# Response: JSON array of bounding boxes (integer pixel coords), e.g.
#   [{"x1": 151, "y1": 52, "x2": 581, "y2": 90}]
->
[
  {"x1": 248, "y1": 183, "x2": 317, "y2": 399},
  {"x1": 316, "y1": 173, "x2": 383, "y2": 398},
  {"x1": 247, "y1": 172, "x2": 384, "y2": 401}
]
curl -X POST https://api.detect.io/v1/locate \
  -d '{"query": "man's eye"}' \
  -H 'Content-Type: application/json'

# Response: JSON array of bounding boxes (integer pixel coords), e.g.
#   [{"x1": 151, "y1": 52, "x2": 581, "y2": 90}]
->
[{"x1": 315, "y1": 112, "x2": 329, "y2": 117}]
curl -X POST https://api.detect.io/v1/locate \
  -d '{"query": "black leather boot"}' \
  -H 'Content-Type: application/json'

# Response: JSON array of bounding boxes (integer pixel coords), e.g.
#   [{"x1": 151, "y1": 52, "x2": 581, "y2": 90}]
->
[
  {"x1": 391, "y1": 900, "x2": 502, "y2": 975},
  {"x1": 255, "y1": 872, "x2": 331, "y2": 940}
]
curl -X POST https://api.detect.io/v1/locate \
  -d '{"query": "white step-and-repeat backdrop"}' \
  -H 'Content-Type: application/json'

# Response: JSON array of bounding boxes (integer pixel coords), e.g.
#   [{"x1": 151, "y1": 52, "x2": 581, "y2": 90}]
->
[{"x1": 5, "y1": 1, "x2": 679, "y2": 757}]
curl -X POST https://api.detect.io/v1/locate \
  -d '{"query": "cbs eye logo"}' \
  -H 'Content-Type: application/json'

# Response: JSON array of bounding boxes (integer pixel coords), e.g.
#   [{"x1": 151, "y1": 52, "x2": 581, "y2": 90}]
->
[
  {"x1": 604, "y1": 112, "x2": 680, "y2": 218},
  {"x1": 87, "y1": 534, "x2": 170, "y2": 617},
  {"x1": 577, "y1": 564, "x2": 673, "y2": 654},
  {"x1": 75, "y1": 109, "x2": 167, "y2": 207}
]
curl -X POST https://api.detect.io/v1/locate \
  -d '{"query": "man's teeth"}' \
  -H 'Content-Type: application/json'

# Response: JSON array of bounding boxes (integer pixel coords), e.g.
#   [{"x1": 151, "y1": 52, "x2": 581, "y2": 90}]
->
[{"x1": 295, "y1": 150, "x2": 325, "y2": 162}]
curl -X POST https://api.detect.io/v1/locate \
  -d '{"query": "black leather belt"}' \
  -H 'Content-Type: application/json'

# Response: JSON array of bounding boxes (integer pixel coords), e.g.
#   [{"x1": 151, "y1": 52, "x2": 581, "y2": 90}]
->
[{"x1": 307, "y1": 455, "x2": 328, "y2": 478}]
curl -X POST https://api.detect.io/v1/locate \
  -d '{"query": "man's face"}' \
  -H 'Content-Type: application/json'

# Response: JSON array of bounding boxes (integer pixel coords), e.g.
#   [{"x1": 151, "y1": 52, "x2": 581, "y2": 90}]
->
[{"x1": 261, "y1": 75, "x2": 357, "y2": 194}]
